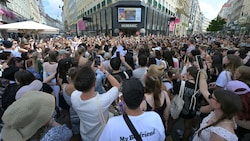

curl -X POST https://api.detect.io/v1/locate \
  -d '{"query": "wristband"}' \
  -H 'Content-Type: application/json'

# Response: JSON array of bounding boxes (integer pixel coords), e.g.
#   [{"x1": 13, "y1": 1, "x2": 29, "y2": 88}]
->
[{"x1": 104, "y1": 71, "x2": 110, "y2": 77}]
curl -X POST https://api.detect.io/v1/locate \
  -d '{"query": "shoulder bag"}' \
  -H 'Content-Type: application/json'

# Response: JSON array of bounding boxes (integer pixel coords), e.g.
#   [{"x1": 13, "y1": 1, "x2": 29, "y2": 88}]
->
[
  {"x1": 123, "y1": 114, "x2": 142, "y2": 141},
  {"x1": 170, "y1": 80, "x2": 185, "y2": 119}
]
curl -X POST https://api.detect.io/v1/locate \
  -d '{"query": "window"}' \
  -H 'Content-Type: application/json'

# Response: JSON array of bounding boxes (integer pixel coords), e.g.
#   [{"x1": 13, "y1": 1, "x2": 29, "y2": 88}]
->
[
  {"x1": 107, "y1": 0, "x2": 112, "y2": 4},
  {"x1": 153, "y1": 0, "x2": 157, "y2": 7},
  {"x1": 102, "y1": 0, "x2": 106, "y2": 7}
]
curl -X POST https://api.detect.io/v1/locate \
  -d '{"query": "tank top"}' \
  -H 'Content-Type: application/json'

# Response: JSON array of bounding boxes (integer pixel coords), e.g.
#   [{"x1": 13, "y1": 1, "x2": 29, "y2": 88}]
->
[{"x1": 146, "y1": 96, "x2": 167, "y2": 125}]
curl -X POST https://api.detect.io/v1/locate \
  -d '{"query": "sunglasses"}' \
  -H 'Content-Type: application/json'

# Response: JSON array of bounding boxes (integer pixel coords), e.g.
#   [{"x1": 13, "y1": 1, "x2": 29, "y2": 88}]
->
[{"x1": 208, "y1": 94, "x2": 217, "y2": 101}]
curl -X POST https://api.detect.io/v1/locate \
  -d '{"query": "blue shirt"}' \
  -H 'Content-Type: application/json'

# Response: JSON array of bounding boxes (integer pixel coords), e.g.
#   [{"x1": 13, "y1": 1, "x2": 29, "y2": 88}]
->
[{"x1": 95, "y1": 69, "x2": 106, "y2": 94}]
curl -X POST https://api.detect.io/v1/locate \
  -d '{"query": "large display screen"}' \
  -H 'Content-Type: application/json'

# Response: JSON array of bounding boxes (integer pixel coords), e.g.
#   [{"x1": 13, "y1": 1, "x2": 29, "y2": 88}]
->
[{"x1": 118, "y1": 7, "x2": 141, "y2": 22}]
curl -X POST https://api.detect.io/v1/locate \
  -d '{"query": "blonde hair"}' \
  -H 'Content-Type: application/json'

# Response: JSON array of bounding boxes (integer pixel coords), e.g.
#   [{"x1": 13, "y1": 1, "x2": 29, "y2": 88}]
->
[
  {"x1": 237, "y1": 65, "x2": 250, "y2": 86},
  {"x1": 147, "y1": 64, "x2": 164, "y2": 77}
]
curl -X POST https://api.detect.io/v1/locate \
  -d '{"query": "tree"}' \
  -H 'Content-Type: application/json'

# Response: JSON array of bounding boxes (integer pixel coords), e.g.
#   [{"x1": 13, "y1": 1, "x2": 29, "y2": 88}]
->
[{"x1": 207, "y1": 16, "x2": 226, "y2": 32}]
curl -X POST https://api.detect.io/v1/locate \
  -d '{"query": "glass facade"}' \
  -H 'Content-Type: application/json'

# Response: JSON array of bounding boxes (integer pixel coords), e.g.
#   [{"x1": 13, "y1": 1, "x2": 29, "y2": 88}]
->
[{"x1": 78, "y1": 1, "x2": 171, "y2": 36}]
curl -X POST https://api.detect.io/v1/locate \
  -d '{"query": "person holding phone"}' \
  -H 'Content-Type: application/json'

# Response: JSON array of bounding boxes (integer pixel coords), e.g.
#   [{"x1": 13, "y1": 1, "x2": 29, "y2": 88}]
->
[
  {"x1": 95, "y1": 56, "x2": 101, "y2": 67},
  {"x1": 93, "y1": 55, "x2": 106, "y2": 94},
  {"x1": 71, "y1": 65, "x2": 120, "y2": 141},
  {"x1": 195, "y1": 55, "x2": 204, "y2": 70}
]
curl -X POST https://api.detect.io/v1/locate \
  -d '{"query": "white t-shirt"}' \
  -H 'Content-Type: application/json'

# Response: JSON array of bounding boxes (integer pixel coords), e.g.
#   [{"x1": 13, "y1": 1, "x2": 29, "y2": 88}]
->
[
  {"x1": 215, "y1": 70, "x2": 231, "y2": 88},
  {"x1": 163, "y1": 81, "x2": 173, "y2": 91},
  {"x1": 173, "y1": 58, "x2": 179, "y2": 68},
  {"x1": 99, "y1": 111, "x2": 166, "y2": 141},
  {"x1": 133, "y1": 67, "x2": 148, "y2": 86},
  {"x1": 71, "y1": 87, "x2": 119, "y2": 141}
]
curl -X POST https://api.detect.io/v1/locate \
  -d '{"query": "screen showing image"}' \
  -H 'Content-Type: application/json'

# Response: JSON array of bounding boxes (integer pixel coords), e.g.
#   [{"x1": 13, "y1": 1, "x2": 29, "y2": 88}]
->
[{"x1": 118, "y1": 7, "x2": 141, "y2": 22}]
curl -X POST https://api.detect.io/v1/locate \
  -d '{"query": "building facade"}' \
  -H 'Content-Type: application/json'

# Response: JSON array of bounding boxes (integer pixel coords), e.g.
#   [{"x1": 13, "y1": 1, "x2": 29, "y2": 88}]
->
[
  {"x1": 62, "y1": 0, "x2": 77, "y2": 33},
  {"x1": 200, "y1": 13, "x2": 209, "y2": 33},
  {"x1": 219, "y1": 0, "x2": 250, "y2": 35},
  {"x1": 73, "y1": 0, "x2": 178, "y2": 36},
  {"x1": 175, "y1": 0, "x2": 190, "y2": 36},
  {"x1": 0, "y1": 1, "x2": 14, "y2": 23},
  {"x1": 6, "y1": 0, "x2": 40, "y2": 22},
  {"x1": 28, "y1": 0, "x2": 40, "y2": 22},
  {"x1": 188, "y1": 0, "x2": 201, "y2": 34}
]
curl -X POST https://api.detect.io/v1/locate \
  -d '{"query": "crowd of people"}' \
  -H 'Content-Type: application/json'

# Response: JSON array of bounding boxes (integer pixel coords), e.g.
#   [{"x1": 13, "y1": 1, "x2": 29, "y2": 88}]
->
[{"x1": 0, "y1": 34, "x2": 249, "y2": 141}]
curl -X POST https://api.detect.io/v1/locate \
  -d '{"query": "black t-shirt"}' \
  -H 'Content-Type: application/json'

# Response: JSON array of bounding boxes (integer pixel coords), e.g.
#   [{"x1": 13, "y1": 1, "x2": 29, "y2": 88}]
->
[
  {"x1": 173, "y1": 80, "x2": 202, "y2": 119},
  {"x1": 111, "y1": 70, "x2": 133, "y2": 82},
  {"x1": 245, "y1": 59, "x2": 250, "y2": 67},
  {"x1": 104, "y1": 70, "x2": 133, "y2": 91}
]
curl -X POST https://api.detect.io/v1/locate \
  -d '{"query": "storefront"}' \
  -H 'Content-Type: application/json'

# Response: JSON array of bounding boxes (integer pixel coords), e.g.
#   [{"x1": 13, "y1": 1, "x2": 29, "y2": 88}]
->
[{"x1": 78, "y1": 1, "x2": 171, "y2": 36}]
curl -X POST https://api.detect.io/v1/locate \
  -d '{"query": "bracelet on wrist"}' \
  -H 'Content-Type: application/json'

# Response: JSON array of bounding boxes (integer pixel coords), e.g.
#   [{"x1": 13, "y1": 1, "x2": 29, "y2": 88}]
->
[{"x1": 104, "y1": 71, "x2": 110, "y2": 77}]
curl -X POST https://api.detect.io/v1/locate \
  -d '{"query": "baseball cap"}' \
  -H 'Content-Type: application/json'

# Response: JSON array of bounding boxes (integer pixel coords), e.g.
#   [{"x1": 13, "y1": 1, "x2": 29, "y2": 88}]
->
[
  {"x1": 3, "y1": 40, "x2": 12, "y2": 48},
  {"x1": 225, "y1": 80, "x2": 250, "y2": 95}
]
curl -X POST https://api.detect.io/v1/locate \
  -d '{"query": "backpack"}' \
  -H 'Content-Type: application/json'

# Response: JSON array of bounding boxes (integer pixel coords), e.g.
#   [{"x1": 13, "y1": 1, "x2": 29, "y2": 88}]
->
[{"x1": 104, "y1": 71, "x2": 130, "y2": 91}]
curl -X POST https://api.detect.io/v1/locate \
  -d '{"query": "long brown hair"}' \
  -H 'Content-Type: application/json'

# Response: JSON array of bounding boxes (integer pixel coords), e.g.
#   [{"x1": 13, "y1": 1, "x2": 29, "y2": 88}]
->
[
  {"x1": 238, "y1": 92, "x2": 250, "y2": 120},
  {"x1": 225, "y1": 54, "x2": 242, "y2": 79},
  {"x1": 144, "y1": 74, "x2": 162, "y2": 108},
  {"x1": 198, "y1": 89, "x2": 242, "y2": 136}
]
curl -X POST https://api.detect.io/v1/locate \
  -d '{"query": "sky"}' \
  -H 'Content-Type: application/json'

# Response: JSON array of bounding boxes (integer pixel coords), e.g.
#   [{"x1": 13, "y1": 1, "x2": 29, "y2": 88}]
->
[
  {"x1": 43, "y1": 0, "x2": 228, "y2": 21},
  {"x1": 199, "y1": 0, "x2": 228, "y2": 20},
  {"x1": 43, "y1": 0, "x2": 63, "y2": 21}
]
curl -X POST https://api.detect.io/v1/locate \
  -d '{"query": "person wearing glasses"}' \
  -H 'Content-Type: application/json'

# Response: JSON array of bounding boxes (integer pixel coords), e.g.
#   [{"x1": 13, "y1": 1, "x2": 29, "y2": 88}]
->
[{"x1": 193, "y1": 70, "x2": 242, "y2": 141}]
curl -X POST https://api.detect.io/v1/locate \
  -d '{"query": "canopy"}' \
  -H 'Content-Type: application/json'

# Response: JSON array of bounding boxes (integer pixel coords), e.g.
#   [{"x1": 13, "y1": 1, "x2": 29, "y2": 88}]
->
[{"x1": 0, "y1": 21, "x2": 59, "y2": 34}]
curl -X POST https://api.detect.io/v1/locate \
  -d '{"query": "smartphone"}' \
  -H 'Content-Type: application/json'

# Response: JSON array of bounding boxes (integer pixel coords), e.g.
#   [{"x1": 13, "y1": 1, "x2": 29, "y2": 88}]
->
[
  {"x1": 94, "y1": 56, "x2": 101, "y2": 67},
  {"x1": 196, "y1": 55, "x2": 203, "y2": 69},
  {"x1": 116, "y1": 51, "x2": 120, "y2": 58}
]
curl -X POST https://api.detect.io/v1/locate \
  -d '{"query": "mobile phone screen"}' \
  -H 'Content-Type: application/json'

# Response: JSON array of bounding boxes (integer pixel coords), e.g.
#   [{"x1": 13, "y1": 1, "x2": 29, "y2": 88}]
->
[
  {"x1": 93, "y1": 52, "x2": 97, "y2": 58},
  {"x1": 95, "y1": 56, "x2": 101, "y2": 67},
  {"x1": 116, "y1": 51, "x2": 120, "y2": 58},
  {"x1": 196, "y1": 55, "x2": 203, "y2": 69}
]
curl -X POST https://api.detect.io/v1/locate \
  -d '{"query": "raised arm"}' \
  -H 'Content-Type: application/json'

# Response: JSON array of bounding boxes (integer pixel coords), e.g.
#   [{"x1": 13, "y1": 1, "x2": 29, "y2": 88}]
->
[
  {"x1": 199, "y1": 70, "x2": 211, "y2": 103},
  {"x1": 98, "y1": 62, "x2": 120, "y2": 90},
  {"x1": 120, "y1": 56, "x2": 133, "y2": 71}
]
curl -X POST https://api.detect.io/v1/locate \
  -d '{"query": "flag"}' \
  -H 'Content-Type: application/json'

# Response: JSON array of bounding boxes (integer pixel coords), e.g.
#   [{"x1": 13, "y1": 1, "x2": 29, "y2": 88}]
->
[
  {"x1": 78, "y1": 20, "x2": 85, "y2": 31},
  {"x1": 169, "y1": 21, "x2": 175, "y2": 32},
  {"x1": 175, "y1": 18, "x2": 180, "y2": 24}
]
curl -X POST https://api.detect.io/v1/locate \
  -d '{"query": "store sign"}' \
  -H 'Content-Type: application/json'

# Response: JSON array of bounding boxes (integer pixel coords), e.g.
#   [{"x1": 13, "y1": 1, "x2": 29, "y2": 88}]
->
[{"x1": 121, "y1": 24, "x2": 137, "y2": 28}]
